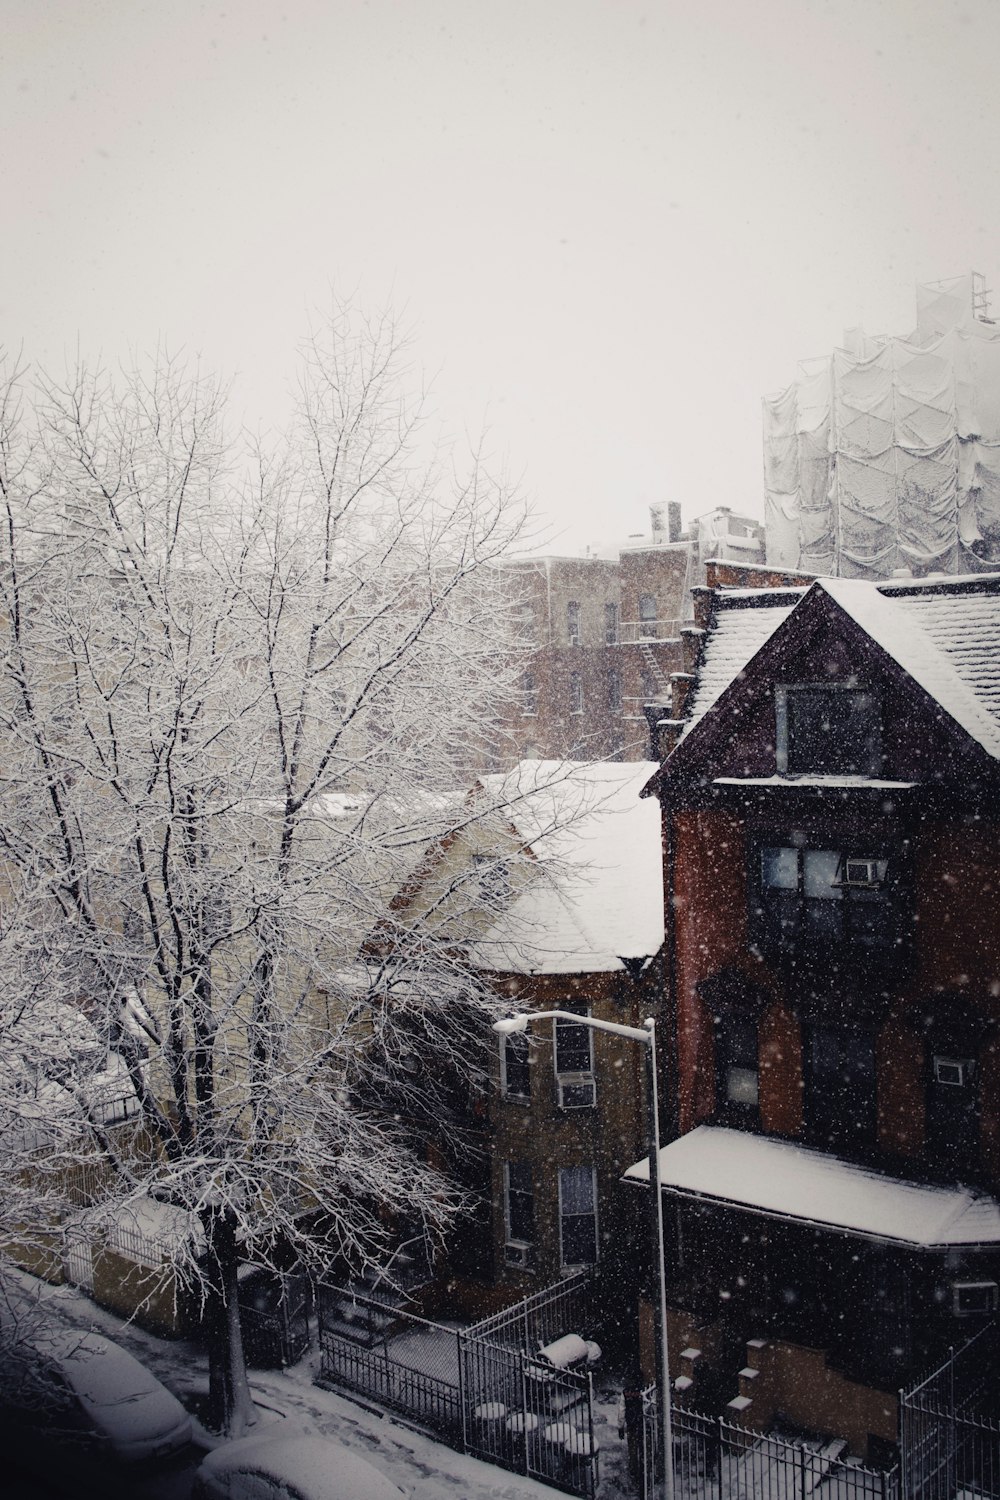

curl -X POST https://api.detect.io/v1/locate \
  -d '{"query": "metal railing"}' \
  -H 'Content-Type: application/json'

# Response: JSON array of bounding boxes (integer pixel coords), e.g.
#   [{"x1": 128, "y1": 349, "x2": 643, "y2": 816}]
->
[
  {"x1": 899, "y1": 1324, "x2": 1000, "y2": 1500},
  {"x1": 317, "y1": 1280, "x2": 597, "y2": 1497},
  {"x1": 466, "y1": 1267, "x2": 593, "y2": 1352},
  {"x1": 619, "y1": 619, "x2": 685, "y2": 644},
  {"x1": 641, "y1": 1396, "x2": 898, "y2": 1500}
]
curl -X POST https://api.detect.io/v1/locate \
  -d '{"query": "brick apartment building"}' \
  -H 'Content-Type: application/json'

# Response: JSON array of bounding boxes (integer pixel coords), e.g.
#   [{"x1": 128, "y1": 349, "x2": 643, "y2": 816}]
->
[{"x1": 502, "y1": 505, "x2": 769, "y2": 763}]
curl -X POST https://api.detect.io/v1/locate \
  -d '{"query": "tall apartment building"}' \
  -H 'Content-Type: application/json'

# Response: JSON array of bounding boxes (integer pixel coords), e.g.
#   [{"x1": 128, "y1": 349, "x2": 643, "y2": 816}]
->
[
  {"x1": 503, "y1": 505, "x2": 768, "y2": 763},
  {"x1": 764, "y1": 272, "x2": 1000, "y2": 579}
]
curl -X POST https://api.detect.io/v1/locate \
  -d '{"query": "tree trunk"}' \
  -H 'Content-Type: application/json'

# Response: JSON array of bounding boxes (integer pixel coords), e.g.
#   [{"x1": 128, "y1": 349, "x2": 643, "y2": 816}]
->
[{"x1": 203, "y1": 1205, "x2": 256, "y2": 1437}]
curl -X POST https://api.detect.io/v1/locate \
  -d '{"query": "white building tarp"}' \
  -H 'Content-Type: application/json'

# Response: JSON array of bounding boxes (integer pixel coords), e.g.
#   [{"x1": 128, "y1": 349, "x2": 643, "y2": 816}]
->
[{"x1": 764, "y1": 275, "x2": 1000, "y2": 577}]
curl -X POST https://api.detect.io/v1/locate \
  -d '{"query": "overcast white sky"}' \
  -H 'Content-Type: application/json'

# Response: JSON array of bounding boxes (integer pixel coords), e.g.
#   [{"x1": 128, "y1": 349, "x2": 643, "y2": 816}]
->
[{"x1": 3, "y1": 0, "x2": 1000, "y2": 553}]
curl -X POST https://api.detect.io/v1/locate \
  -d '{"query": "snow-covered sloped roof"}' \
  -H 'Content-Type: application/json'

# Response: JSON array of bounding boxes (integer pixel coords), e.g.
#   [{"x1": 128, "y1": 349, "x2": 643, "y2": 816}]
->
[
  {"x1": 824, "y1": 576, "x2": 1000, "y2": 758},
  {"x1": 625, "y1": 1126, "x2": 1000, "y2": 1247},
  {"x1": 682, "y1": 596, "x2": 802, "y2": 735},
  {"x1": 681, "y1": 573, "x2": 1000, "y2": 760},
  {"x1": 471, "y1": 761, "x2": 664, "y2": 974}
]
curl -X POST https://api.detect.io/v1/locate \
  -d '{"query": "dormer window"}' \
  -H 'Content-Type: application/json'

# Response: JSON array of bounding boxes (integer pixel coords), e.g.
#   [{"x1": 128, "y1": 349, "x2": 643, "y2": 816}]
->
[{"x1": 775, "y1": 685, "x2": 882, "y2": 777}]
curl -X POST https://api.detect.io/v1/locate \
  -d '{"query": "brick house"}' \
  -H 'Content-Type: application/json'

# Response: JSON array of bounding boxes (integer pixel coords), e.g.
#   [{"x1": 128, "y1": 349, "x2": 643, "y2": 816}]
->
[
  {"x1": 380, "y1": 760, "x2": 663, "y2": 1323},
  {"x1": 631, "y1": 573, "x2": 1000, "y2": 1461}
]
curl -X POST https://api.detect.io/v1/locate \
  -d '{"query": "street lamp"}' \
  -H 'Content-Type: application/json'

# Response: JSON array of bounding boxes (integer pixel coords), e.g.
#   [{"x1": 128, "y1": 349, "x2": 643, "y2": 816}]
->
[{"x1": 492, "y1": 1009, "x2": 675, "y2": 1500}]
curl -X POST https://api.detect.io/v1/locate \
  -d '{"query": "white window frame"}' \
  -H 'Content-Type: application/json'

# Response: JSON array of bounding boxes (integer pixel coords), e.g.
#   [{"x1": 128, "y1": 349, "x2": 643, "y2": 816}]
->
[{"x1": 558, "y1": 1164, "x2": 599, "y2": 1269}]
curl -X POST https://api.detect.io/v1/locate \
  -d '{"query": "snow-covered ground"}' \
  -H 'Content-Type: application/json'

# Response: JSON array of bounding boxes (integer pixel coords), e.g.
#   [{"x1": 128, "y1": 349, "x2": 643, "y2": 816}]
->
[{"x1": 4, "y1": 1269, "x2": 635, "y2": 1499}]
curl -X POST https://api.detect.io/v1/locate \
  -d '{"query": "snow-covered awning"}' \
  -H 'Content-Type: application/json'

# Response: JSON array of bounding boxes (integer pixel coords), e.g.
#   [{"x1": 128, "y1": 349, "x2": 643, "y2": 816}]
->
[{"x1": 624, "y1": 1126, "x2": 1000, "y2": 1249}]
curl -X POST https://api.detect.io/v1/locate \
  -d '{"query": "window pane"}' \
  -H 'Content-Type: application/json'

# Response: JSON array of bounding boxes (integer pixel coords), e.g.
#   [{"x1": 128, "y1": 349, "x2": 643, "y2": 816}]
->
[
  {"x1": 559, "y1": 1164, "x2": 595, "y2": 1215},
  {"x1": 506, "y1": 1162, "x2": 534, "y2": 1242},
  {"x1": 762, "y1": 847, "x2": 799, "y2": 889},
  {"x1": 503, "y1": 1034, "x2": 531, "y2": 1099},
  {"x1": 802, "y1": 849, "x2": 841, "y2": 899},
  {"x1": 787, "y1": 688, "x2": 881, "y2": 775},
  {"x1": 555, "y1": 1018, "x2": 592, "y2": 1075},
  {"x1": 727, "y1": 1066, "x2": 759, "y2": 1105},
  {"x1": 561, "y1": 1214, "x2": 597, "y2": 1265}
]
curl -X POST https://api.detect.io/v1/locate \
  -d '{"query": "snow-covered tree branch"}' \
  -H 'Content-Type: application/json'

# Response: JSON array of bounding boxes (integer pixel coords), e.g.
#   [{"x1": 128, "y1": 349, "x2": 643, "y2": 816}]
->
[{"x1": 0, "y1": 307, "x2": 540, "y2": 1433}]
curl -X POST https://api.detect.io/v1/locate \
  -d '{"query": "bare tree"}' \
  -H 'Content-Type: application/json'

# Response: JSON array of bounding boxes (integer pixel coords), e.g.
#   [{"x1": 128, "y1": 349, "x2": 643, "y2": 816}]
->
[{"x1": 0, "y1": 308, "x2": 535, "y2": 1434}]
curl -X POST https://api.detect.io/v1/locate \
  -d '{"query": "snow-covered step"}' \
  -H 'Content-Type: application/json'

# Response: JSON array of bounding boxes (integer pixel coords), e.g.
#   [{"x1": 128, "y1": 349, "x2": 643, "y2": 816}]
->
[{"x1": 803, "y1": 1438, "x2": 847, "y2": 1493}]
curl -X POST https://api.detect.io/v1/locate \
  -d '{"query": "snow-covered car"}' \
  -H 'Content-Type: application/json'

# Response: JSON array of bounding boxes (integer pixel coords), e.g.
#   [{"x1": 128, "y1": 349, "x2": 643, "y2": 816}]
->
[
  {"x1": 0, "y1": 1326, "x2": 192, "y2": 1466},
  {"x1": 192, "y1": 1432, "x2": 406, "y2": 1500}
]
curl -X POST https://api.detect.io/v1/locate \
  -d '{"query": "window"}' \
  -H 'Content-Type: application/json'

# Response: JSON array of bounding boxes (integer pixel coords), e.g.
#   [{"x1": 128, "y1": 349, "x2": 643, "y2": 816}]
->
[
  {"x1": 604, "y1": 602, "x2": 619, "y2": 645},
  {"x1": 473, "y1": 853, "x2": 511, "y2": 907},
  {"x1": 566, "y1": 600, "x2": 581, "y2": 646},
  {"x1": 638, "y1": 594, "x2": 658, "y2": 639},
  {"x1": 504, "y1": 1161, "x2": 535, "y2": 1248},
  {"x1": 569, "y1": 672, "x2": 584, "y2": 715},
  {"x1": 559, "y1": 1165, "x2": 598, "y2": 1266},
  {"x1": 757, "y1": 843, "x2": 898, "y2": 951},
  {"x1": 514, "y1": 602, "x2": 536, "y2": 642},
  {"x1": 554, "y1": 1013, "x2": 593, "y2": 1074},
  {"x1": 640, "y1": 669, "x2": 658, "y2": 703},
  {"x1": 554, "y1": 1011, "x2": 595, "y2": 1109},
  {"x1": 501, "y1": 1031, "x2": 531, "y2": 1102},
  {"x1": 715, "y1": 1016, "x2": 759, "y2": 1124},
  {"x1": 521, "y1": 671, "x2": 537, "y2": 716},
  {"x1": 952, "y1": 1281, "x2": 998, "y2": 1316},
  {"x1": 775, "y1": 685, "x2": 882, "y2": 777},
  {"x1": 607, "y1": 669, "x2": 622, "y2": 714},
  {"x1": 805, "y1": 1025, "x2": 876, "y2": 1150}
]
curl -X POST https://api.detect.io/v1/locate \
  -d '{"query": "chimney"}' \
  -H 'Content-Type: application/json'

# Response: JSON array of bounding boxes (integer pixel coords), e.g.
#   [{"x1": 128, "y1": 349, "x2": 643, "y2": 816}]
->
[
  {"x1": 667, "y1": 501, "x2": 682, "y2": 543},
  {"x1": 649, "y1": 504, "x2": 666, "y2": 538}
]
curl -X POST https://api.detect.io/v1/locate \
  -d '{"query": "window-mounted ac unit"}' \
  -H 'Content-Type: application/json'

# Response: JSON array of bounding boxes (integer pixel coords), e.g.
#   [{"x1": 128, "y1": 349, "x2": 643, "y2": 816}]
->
[
  {"x1": 934, "y1": 1056, "x2": 974, "y2": 1088},
  {"x1": 504, "y1": 1240, "x2": 534, "y2": 1269},
  {"x1": 842, "y1": 858, "x2": 881, "y2": 887},
  {"x1": 952, "y1": 1281, "x2": 998, "y2": 1316},
  {"x1": 558, "y1": 1075, "x2": 597, "y2": 1110}
]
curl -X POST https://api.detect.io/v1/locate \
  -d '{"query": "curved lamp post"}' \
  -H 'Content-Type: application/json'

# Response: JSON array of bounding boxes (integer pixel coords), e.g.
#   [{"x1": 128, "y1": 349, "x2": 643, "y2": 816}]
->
[{"x1": 492, "y1": 1009, "x2": 674, "y2": 1500}]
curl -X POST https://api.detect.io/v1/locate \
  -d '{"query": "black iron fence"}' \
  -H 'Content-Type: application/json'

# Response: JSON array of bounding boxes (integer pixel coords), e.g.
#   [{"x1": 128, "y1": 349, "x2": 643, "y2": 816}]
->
[
  {"x1": 317, "y1": 1283, "x2": 597, "y2": 1498},
  {"x1": 641, "y1": 1395, "x2": 899, "y2": 1500},
  {"x1": 899, "y1": 1323, "x2": 999, "y2": 1500},
  {"x1": 466, "y1": 1266, "x2": 593, "y2": 1352}
]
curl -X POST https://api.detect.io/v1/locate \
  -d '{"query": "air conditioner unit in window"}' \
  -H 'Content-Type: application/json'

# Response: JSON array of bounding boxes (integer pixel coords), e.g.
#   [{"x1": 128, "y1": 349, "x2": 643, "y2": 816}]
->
[
  {"x1": 952, "y1": 1281, "x2": 998, "y2": 1316},
  {"x1": 558, "y1": 1075, "x2": 597, "y2": 1110},
  {"x1": 934, "y1": 1056, "x2": 973, "y2": 1088},
  {"x1": 842, "y1": 858, "x2": 881, "y2": 886},
  {"x1": 504, "y1": 1240, "x2": 534, "y2": 1269}
]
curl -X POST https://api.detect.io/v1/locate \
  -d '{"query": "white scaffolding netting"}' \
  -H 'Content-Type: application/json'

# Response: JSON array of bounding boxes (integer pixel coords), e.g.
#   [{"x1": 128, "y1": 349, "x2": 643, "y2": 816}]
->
[{"x1": 763, "y1": 275, "x2": 1000, "y2": 577}]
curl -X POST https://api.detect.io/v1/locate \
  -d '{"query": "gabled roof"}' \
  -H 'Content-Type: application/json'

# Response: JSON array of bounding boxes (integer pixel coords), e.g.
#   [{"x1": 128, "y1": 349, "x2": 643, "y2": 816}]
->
[
  {"x1": 471, "y1": 761, "x2": 664, "y2": 974},
  {"x1": 674, "y1": 573, "x2": 1000, "y2": 768}
]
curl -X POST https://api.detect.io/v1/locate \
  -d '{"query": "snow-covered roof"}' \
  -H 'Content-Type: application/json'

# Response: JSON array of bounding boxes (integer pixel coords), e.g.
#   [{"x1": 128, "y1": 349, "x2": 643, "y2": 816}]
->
[
  {"x1": 682, "y1": 597, "x2": 801, "y2": 734},
  {"x1": 824, "y1": 576, "x2": 1000, "y2": 759},
  {"x1": 681, "y1": 574, "x2": 1000, "y2": 760},
  {"x1": 470, "y1": 761, "x2": 664, "y2": 974},
  {"x1": 625, "y1": 1126, "x2": 1000, "y2": 1248}
]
